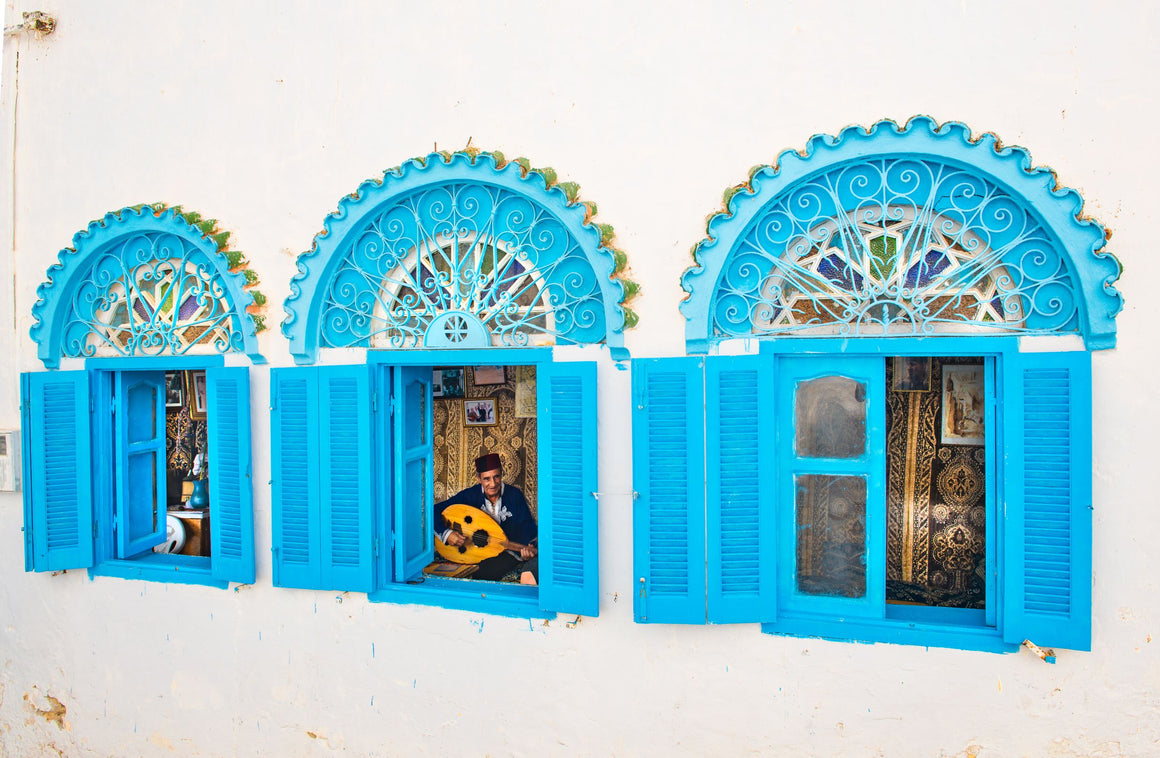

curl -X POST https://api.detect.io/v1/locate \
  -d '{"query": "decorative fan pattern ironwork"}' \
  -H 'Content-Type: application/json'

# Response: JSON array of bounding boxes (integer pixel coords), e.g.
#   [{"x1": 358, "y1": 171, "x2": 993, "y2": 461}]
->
[
  {"x1": 713, "y1": 160, "x2": 1058, "y2": 339},
  {"x1": 62, "y1": 232, "x2": 243, "y2": 358},
  {"x1": 320, "y1": 182, "x2": 604, "y2": 350}
]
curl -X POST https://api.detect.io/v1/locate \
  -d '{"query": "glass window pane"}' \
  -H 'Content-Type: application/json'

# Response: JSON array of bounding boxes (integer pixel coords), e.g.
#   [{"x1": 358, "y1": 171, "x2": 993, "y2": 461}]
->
[
  {"x1": 127, "y1": 383, "x2": 157, "y2": 444},
  {"x1": 795, "y1": 474, "x2": 867, "y2": 598},
  {"x1": 794, "y1": 375, "x2": 866, "y2": 459},
  {"x1": 405, "y1": 380, "x2": 425, "y2": 447}
]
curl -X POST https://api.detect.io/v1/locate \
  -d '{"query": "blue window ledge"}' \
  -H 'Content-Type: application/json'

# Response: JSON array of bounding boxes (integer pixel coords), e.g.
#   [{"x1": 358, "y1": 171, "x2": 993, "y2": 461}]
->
[
  {"x1": 89, "y1": 553, "x2": 228, "y2": 589},
  {"x1": 369, "y1": 577, "x2": 550, "y2": 620},
  {"x1": 762, "y1": 613, "x2": 1018, "y2": 654}
]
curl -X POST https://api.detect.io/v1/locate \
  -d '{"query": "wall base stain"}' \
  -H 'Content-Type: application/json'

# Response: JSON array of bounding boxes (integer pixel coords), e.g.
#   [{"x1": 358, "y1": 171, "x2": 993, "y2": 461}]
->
[{"x1": 23, "y1": 691, "x2": 66, "y2": 730}]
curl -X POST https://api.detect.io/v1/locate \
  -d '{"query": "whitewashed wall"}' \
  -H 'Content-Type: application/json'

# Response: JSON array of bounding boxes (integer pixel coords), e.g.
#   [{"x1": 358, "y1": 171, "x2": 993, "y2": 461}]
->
[{"x1": 0, "y1": 2, "x2": 1157, "y2": 756}]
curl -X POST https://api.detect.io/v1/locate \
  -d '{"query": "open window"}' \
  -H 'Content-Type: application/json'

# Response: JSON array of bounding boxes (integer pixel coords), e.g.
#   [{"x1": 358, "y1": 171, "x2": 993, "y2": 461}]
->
[
  {"x1": 273, "y1": 149, "x2": 633, "y2": 618},
  {"x1": 271, "y1": 356, "x2": 599, "y2": 617},
  {"x1": 642, "y1": 119, "x2": 1119, "y2": 652},
  {"x1": 21, "y1": 205, "x2": 262, "y2": 587},
  {"x1": 23, "y1": 365, "x2": 256, "y2": 588},
  {"x1": 633, "y1": 344, "x2": 1092, "y2": 651}
]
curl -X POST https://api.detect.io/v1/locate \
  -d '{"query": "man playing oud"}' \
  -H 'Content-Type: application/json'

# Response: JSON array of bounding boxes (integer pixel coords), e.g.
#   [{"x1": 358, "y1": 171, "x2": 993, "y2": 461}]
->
[{"x1": 435, "y1": 453, "x2": 538, "y2": 585}]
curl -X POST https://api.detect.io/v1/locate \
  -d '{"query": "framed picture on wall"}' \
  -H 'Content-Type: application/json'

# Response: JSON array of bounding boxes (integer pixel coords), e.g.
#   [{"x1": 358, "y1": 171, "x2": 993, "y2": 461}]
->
[
  {"x1": 435, "y1": 369, "x2": 464, "y2": 399},
  {"x1": 188, "y1": 370, "x2": 208, "y2": 421},
  {"x1": 463, "y1": 398, "x2": 497, "y2": 427},
  {"x1": 941, "y1": 365, "x2": 984, "y2": 445},
  {"x1": 892, "y1": 356, "x2": 931, "y2": 392},
  {"x1": 165, "y1": 371, "x2": 186, "y2": 408},
  {"x1": 473, "y1": 366, "x2": 505, "y2": 385}
]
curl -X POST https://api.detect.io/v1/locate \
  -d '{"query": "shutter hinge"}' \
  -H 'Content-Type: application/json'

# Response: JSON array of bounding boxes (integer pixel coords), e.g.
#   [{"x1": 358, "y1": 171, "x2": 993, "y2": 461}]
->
[
  {"x1": 373, "y1": 536, "x2": 379, "y2": 557},
  {"x1": 92, "y1": 521, "x2": 98, "y2": 539},
  {"x1": 372, "y1": 392, "x2": 378, "y2": 413},
  {"x1": 388, "y1": 393, "x2": 395, "y2": 417}
]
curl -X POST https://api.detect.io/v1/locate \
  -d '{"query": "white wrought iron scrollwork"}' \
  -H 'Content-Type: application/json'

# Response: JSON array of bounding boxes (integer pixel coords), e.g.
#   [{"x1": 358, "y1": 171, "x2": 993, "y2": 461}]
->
[{"x1": 319, "y1": 182, "x2": 603, "y2": 350}]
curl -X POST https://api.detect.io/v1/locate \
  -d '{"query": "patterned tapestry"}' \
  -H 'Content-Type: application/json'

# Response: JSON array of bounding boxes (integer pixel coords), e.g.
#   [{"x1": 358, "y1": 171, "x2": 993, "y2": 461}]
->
[
  {"x1": 164, "y1": 370, "x2": 207, "y2": 505},
  {"x1": 433, "y1": 366, "x2": 538, "y2": 517},
  {"x1": 885, "y1": 357, "x2": 986, "y2": 609}
]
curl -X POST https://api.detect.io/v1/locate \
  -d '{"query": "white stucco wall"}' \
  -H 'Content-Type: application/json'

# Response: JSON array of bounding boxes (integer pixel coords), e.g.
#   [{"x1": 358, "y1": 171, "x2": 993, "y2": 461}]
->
[{"x1": 0, "y1": 2, "x2": 1157, "y2": 756}]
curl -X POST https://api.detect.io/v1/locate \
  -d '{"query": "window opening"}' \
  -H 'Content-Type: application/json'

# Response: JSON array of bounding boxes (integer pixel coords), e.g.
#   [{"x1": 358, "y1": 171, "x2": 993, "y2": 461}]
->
[
  {"x1": 885, "y1": 356, "x2": 987, "y2": 612},
  {"x1": 110, "y1": 369, "x2": 215, "y2": 563},
  {"x1": 158, "y1": 370, "x2": 214, "y2": 559},
  {"x1": 781, "y1": 354, "x2": 990, "y2": 622},
  {"x1": 406, "y1": 364, "x2": 540, "y2": 587}
]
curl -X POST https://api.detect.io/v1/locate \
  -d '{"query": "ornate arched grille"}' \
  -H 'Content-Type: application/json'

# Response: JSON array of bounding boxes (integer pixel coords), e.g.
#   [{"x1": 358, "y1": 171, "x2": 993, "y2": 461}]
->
[
  {"x1": 323, "y1": 183, "x2": 600, "y2": 349},
  {"x1": 681, "y1": 119, "x2": 1122, "y2": 351},
  {"x1": 30, "y1": 206, "x2": 265, "y2": 367},
  {"x1": 284, "y1": 151, "x2": 635, "y2": 361}
]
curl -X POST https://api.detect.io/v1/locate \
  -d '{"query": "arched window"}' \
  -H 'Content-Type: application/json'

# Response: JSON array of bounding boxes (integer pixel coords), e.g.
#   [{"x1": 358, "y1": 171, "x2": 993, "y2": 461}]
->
[
  {"x1": 633, "y1": 119, "x2": 1121, "y2": 653},
  {"x1": 273, "y1": 151, "x2": 635, "y2": 619},
  {"x1": 22, "y1": 206, "x2": 263, "y2": 587}
]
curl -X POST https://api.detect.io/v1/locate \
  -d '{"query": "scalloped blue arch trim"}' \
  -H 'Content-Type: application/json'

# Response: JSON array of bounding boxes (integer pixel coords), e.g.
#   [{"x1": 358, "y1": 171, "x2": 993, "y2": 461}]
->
[
  {"x1": 680, "y1": 117, "x2": 1122, "y2": 353},
  {"x1": 282, "y1": 152, "x2": 628, "y2": 364},
  {"x1": 30, "y1": 206, "x2": 265, "y2": 368}
]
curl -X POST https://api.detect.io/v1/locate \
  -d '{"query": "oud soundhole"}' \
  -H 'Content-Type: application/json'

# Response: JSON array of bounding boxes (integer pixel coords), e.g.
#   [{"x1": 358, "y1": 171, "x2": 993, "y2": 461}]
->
[
  {"x1": 471, "y1": 530, "x2": 490, "y2": 548},
  {"x1": 464, "y1": 515, "x2": 473, "y2": 524}
]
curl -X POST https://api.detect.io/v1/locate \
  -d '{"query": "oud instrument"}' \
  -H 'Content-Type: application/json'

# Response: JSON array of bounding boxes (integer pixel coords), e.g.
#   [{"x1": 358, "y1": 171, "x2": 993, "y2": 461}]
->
[{"x1": 435, "y1": 504, "x2": 529, "y2": 564}]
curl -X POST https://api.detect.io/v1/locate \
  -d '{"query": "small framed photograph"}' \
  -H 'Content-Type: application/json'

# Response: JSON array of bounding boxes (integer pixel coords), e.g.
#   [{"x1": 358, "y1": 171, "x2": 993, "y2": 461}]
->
[
  {"x1": 165, "y1": 371, "x2": 186, "y2": 408},
  {"x1": 463, "y1": 398, "x2": 497, "y2": 427},
  {"x1": 187, "y1": 370, "x2": 208, "y2": 421},
  {"x1": 941, "y1": 364, "x2": 985, "y2": 445},
  {"x1": 892, "y1": 356, "x2": 931, "y2": 392},
  {"x1": 435, "y1": 369, "x2": 464, "y2": 399},
  {"x1": 473, "y1": 366, "x2": 505, "y2": 386}
]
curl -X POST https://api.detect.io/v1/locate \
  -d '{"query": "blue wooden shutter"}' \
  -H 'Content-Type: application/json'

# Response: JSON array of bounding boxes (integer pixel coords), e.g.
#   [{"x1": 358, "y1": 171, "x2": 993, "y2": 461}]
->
[
  {"x1": 20, "y1": 371, "x2": 94, "y2": 572},
  {"x1": 538, "y1": 361, "x2": 599, "y2": 617},
  {"x1": 207, "y1": 367, "x2": 255, "y2": 584},
  {"x1": 706, "y1": 355, "x2": 776, "y2": 623},
  {"x1": 114, "y1": 371, "x2": 167, "y2": 557},
  {"x1": 393, "y1": 366, "x2": 434, "y2": 582},
  {"x1": 318, "y1": 365, "x2": 375, "y2": 591},
  {"x1": 1002, "y1": 350, "x2": 1093, "y2": 651},
  {"x1": 271, "y1": 367, "x2": 320, "y2": 588},
  {"x1": 631, "y1": 358, "x2": 706, "y2": 623}
]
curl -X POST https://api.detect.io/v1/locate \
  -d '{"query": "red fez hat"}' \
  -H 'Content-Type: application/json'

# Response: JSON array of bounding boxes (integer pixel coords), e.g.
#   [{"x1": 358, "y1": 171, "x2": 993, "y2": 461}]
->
[{"x1": 474, "y1": 453, "x2": 502, "y2": 474}]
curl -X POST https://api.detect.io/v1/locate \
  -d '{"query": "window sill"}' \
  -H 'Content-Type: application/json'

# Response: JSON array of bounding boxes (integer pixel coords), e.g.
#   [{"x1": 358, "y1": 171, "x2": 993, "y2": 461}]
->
[
  {"x1": 89, "y1": 553, "x2": 228, "y2": 589},
  {"x1": 761, "y1": 613, "x2": 1018, "y2": 654},
  {"x1": 368, "y1": 576, "x2": 550, "y2": 619}
]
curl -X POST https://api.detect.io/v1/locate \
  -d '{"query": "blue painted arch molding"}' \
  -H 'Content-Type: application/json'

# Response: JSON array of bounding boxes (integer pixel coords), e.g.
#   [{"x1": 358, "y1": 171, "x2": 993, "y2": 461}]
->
[
  {"x1": 282, "y1": 152, "x2": 632, "y2": 364},
  {"x1": 680, "y1": 117, "x2": 1123, "y2": 353},
  {"x1": 30, "y1": 206, "x2": 265, "y2": 368}
]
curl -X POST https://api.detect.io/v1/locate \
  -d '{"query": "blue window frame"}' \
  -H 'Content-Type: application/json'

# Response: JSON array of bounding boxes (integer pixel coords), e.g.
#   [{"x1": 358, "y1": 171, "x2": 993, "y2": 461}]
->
[
  {"x1": 634, "y1": 119, "x2": 1118, "y2": 653},
  {"x1": 270, "y1": 350, "x2": 601, "y2": 618},
  {"x1": 21, "y1": 206, "x2": 262, "y2": 587},
  {"x1": 271, "y1": 151, "x2": 626, "y2": 618}
]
